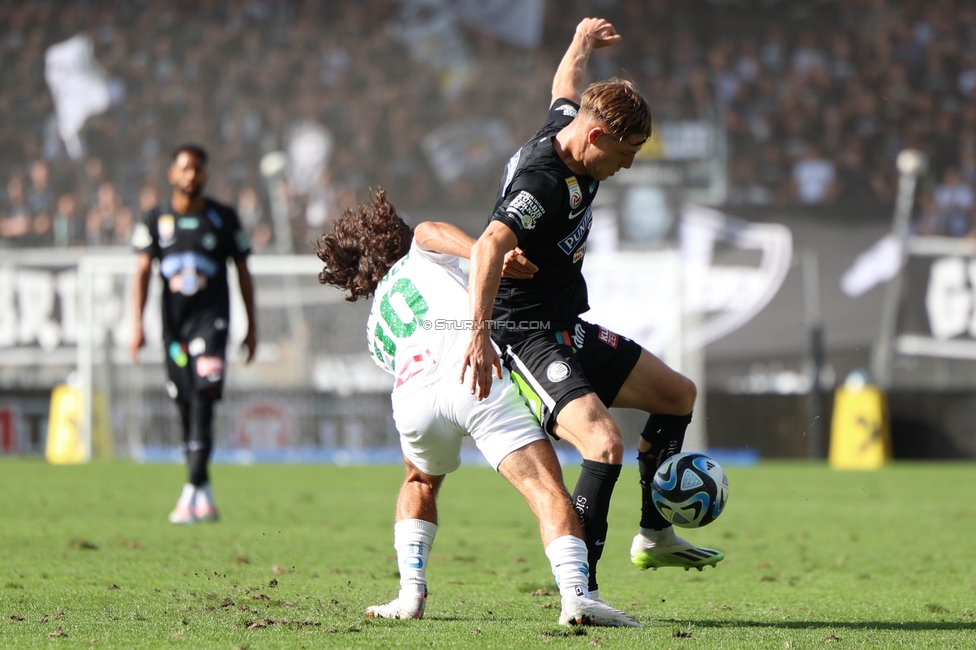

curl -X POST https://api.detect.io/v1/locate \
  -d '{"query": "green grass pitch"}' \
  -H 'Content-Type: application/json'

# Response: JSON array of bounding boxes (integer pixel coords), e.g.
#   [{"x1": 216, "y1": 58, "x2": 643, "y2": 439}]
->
[{"x1": 1, "y1": 458, "x2": 974, "y2": 648}]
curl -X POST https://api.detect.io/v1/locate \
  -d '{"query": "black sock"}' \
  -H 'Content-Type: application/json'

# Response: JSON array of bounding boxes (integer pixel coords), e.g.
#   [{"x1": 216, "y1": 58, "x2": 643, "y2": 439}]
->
[
  {"x1": 638, "y1": 413, "x2": 692, "y2": 530},
  {"x1": 187, "y1": 392, "x2": 215, "y2": 487},
  {"x1": 572, "y1": 460, "x2": 621, "y2": 592}
]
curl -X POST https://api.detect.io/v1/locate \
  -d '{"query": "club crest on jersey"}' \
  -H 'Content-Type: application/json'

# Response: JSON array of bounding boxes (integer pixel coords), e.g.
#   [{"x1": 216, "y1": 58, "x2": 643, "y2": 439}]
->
[
  {"x1": 506, "y1": 191, "x2": 545, "y2": 231},
  {"x1": 558, "y1": 210, "x2": 592, "y2": 255},
  {"x1": 158, "y1": 214, "x2": 175, "y2": 246},
  {"x1": 555, "y1": 104, "x2": 577, "y2": 117},
  {"x1": 546, "y1": 361, "x2": 572, "y2": 382},
  {"x1": 566, "y1": 177, "x2": 583, "y2": 210}
]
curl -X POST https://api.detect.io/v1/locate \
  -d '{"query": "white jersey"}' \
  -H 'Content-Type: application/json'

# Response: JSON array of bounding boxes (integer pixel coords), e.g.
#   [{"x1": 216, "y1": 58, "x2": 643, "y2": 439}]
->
[
  {"x1": 365, "y1": 238, "x2": 545, "y2": 474},
  {"x1": 366, "y1": 240, "x2": 469, "y2": 390}
]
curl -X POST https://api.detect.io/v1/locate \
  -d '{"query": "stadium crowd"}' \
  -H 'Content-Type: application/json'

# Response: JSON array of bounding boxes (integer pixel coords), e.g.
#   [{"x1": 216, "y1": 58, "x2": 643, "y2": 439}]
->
[{"x1": 2, "y1": 0, "x2": 976, "y2": 252}]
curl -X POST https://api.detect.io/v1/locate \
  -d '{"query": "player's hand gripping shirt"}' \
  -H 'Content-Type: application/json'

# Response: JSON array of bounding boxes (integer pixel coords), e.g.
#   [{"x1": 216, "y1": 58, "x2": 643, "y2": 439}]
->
[
  {"x1": 367, "y1": 240, "x2": 471, "y2": 391},
  {"x1": 488, "y1": 99, "x2": 598, "y2": 341},
  {"x1": 131, "y1": 199, "x2": 250, "y2": 341}
]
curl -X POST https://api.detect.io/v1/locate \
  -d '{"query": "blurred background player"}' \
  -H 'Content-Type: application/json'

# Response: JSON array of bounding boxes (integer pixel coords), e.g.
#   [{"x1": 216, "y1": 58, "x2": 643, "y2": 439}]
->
[
  {"x1": 129, "y1": 145, "x2": 258, "y2": 524},
  {"x1": 462, "y1": 18, "x2": 721, "y2": 601},
  {"x1": 315, "y1": 189, "x2": 640, "y2": 628}
]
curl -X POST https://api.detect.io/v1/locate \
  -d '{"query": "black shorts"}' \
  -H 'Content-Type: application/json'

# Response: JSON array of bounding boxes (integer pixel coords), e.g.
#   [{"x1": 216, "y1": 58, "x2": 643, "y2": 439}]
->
[
  {"x1": 164, "y1": 328, "x2": 228, "y2": 401},
  {"x1": 501, "y1": 319, "x2": 641, "y2": 438}
]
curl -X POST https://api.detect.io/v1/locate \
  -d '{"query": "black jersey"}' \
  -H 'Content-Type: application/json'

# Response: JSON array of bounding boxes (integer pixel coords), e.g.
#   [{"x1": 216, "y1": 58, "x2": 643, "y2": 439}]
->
[
  {"x1": 488, "y1": 98, "x2": 598, "y2": 343},
  {"x1": 132, "y1": 198, "x2": 250, "y2": 342}
]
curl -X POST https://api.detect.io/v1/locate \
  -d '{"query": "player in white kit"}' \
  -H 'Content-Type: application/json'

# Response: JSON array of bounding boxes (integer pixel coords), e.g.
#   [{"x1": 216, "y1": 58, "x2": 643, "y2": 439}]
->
[{"x1": 315, "y1": 189, "x2": 640, "y2": 628}]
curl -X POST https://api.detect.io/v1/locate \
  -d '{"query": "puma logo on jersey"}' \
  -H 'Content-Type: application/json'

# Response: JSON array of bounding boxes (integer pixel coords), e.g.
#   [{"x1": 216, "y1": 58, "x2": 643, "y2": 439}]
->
[{"x1": 558, "y1": 211, "x2": 592, "y2": 254}]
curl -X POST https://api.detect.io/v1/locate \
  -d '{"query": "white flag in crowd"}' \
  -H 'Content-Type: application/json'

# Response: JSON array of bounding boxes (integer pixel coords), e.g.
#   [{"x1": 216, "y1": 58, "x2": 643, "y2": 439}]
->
[{"x1": 44, "y1": 34, "x2": 111, "y2": 160}]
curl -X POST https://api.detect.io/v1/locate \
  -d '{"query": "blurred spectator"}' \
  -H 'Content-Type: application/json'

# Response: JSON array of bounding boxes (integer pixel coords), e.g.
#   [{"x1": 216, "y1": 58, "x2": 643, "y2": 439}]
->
[
  {"x1": 0, "y1": 176, "x2": 31, "y2": 244},
  {"x1": 237, "y1": 185, "x2": 272, "y2": 253},
  {"x1": 85, "y1": 205, "x2": 106, "y2": 246},
  {"x1": 790, "y1": 145, "x2": 839, "y2": 206},
  {"x1": 930, "y1": 167, "x2": 975, "y2": 237},
  {"x1": 51, "y1": 192, "x2": 81, "y2": 247},
  {"x1": 94, "y1": 181, "x2": 124, "y2": 242},
  {"x1": 113, "y1": 205, "x2": 133, "y2": 245},
  {"x1": 138, "y1": 184, "x2": 158, "y2": 214},
  {"x1": 26, "y1": 160, "x2": 53, "y2": 217}
]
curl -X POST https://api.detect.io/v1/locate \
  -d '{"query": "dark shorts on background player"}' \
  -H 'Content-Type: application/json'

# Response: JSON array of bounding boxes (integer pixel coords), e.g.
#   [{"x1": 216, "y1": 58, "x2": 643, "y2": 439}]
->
[
  {"x1": 164, "y1": 328, "x2": 228, "y2": 400},
  {"x1": 502, "y1": 319, "x2": 641, "y2": 438}
]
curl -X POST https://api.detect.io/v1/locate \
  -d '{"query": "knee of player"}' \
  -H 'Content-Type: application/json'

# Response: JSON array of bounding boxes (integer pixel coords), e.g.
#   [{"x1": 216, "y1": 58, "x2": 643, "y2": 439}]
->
[
  {"x1": 655, "y1": 374, "x2": 697, "y2": 414},
  {"x1": 588, "y1": 429, "x2": 625, "y2": 463},
  {"x1": 676, "y1": 376, "x2": 697, "y2": 412}
]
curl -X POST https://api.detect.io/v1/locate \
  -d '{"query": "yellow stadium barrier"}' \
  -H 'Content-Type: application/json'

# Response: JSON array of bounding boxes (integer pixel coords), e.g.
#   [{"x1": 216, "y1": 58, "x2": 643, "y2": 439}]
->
[
  {"x1": 829, "y1": 377, "x2": 892, "y2": 470},
  {"x1": 45, "y1": 384, "x2": 113, "y2": 464}
]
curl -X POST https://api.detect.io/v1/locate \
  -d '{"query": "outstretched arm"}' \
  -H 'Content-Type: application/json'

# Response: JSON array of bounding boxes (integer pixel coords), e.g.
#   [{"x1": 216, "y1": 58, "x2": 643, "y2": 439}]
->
[
  {"x1": 551, "y1": 17, "x2": 622, "y2": 107},
  {"x1": 414, "y1": 221, "x2": 538, "y2": 278}
]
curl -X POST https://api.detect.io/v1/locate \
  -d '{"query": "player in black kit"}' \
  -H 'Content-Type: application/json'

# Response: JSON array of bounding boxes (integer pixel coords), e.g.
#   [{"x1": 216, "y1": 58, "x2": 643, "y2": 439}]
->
[
  {"x1": 462, "y1": 18, "x2": 722, "y2": 601},
  {"x1": 129, "y1": 145, "x2": 257, "y2": 524}
]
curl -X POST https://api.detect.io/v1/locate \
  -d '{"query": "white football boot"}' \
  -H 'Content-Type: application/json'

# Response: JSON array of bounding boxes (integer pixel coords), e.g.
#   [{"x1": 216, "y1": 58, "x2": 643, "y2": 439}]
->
[
  {"x1": 558, "y1": 596, "x2": 642, "y2": 628},
  {"x1": 365, "y1": 589, "x2": 426, "y2": 620},
  {"x1": 192, "y1": 483, "x2": 219, "y2": 522},
  {"x1": 168, "y1": 483, "x2": 197, "y2": 525}
]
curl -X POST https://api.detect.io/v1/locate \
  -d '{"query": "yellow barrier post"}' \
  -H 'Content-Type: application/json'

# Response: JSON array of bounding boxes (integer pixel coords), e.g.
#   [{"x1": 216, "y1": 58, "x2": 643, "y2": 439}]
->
[
  {"x1": 829, "y1": 372, "x2": 892, "y2": 470},
  {"x1": 45, "y1": 384, "x2": 113, "y2": 464}
]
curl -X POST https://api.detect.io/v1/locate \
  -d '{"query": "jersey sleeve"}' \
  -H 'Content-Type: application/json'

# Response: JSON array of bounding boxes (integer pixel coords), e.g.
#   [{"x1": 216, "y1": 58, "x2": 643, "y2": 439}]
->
[
  {"x1": 223, "y1": 206, "x2": 251, "y2": 259},
  {"x1": 131, "y1": 209, "x2": 158, "y2": 257},
  {"x1": 544, "y1": 98, "x2": 581, "y2": 129},
  {"x1": 489, "y1": 172, "x2": 565, "y2": 245},
  {"x1": 409, "y1": 239, "x2": 461, "y2": 270}
]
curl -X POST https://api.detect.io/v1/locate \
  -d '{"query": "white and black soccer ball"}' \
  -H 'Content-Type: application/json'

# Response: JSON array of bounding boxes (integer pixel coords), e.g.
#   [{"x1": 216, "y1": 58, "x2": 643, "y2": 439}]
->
[{"x1": 651, "y1": 452, "x2": 729, "y2": 528}]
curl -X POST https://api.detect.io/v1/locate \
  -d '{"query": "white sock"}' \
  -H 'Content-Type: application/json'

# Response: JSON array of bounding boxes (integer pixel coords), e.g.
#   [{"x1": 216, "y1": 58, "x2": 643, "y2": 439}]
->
[
  {"x1": 544, "y1": 535, "x2": 590, "y2": 600},
  {"x1": 177, "y1": 483, "x2": 196, "y2": 508},
  {"x1": 393, "y1": 519, "x2": 437, "y2": 596},
  {"x1": 639, "y1": 526, "x2": 676, "y2": 544}
]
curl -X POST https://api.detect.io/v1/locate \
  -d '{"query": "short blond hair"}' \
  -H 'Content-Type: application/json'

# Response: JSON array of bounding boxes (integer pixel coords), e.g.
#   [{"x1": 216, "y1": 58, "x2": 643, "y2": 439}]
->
[{"x1": 580, "y1": 78, "x2": 652, "y2": 143}]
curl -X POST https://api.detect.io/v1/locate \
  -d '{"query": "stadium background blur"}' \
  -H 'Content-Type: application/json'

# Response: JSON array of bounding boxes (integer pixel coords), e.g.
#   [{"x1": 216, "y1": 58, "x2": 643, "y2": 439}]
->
[{"x1": 2, "y1": 0, "x2": 975, "y2": 462}]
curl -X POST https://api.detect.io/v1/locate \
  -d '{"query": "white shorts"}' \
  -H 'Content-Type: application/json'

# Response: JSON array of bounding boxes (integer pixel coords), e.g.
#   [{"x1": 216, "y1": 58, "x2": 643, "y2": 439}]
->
[{"x1": 391, "y1": 366, "x2": 547, "y2": 475}]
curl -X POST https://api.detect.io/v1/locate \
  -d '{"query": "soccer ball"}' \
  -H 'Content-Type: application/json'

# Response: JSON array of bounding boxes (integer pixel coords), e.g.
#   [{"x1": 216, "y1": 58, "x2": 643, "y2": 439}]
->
[{"x1": 651, "y1": 452, "x2": 728, "y2": 528}]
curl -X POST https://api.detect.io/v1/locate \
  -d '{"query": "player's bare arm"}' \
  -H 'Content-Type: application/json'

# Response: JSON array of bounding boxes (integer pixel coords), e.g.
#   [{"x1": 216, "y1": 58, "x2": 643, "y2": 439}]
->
[
  {"x1": 415, "y1": 221, "x2": 537, "y2": 278},
  {"x1": 462, "y1": 221, "x2": 519, "y2": 399},
  {"x1": 551, "y1": 17, "x2": 621, "y2": 107},
  {"x1": 129, "y1": 252, "x2": 153, "y2": 362},
  {"x1": 235, "y1": 257, "x2": 258, "y2": 363}
]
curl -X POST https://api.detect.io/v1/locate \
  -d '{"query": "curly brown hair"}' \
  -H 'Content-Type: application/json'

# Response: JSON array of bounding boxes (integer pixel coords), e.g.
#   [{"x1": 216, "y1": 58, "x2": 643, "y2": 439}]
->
[{"x1": 315, "y1": 188, "x2": 413, "y2": 302}]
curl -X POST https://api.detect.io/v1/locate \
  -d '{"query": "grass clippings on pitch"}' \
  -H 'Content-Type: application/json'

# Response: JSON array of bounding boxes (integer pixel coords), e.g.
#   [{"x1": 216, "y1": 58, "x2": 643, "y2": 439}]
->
[{"x1": 1, "y1": 458, "x2": 974, "y2": 648}]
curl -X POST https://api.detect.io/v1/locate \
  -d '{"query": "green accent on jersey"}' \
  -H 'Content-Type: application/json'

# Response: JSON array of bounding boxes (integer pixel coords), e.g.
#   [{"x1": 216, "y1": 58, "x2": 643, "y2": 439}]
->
[
  {"x1": 510, "y1": 369, "x2": 543, "y2": 424},
  {"x1": 372, "y1": 322, "x2": 397, "y2": 370},
  {"x1": 380, "y1": 278, "x2": 429, "y2": 338},
  {"x1": 371, "y1": 273, "x2": 430, "y2": 371}
]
